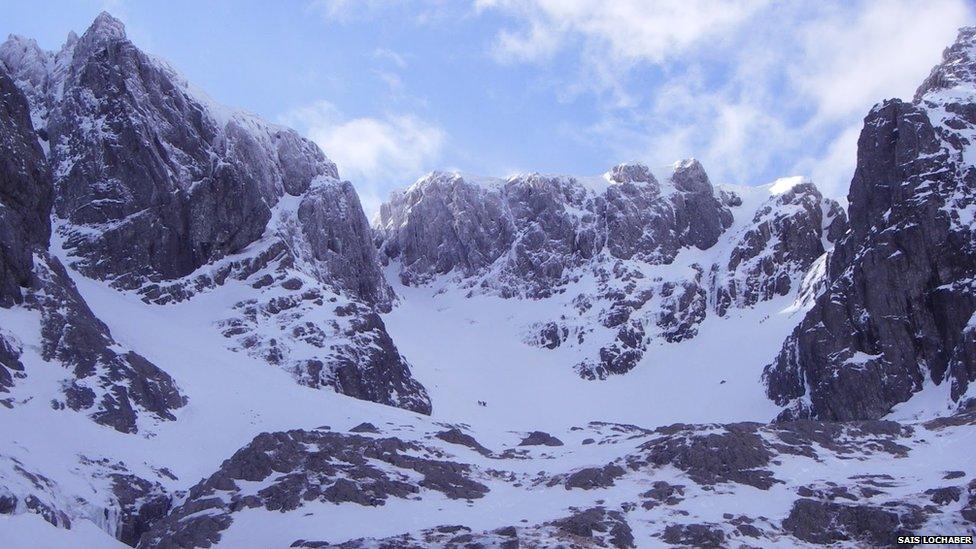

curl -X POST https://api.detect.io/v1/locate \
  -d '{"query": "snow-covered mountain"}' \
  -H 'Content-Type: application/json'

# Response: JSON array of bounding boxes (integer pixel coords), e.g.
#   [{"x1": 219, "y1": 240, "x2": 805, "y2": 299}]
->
[
  {"x1": 0, "y1": 12, "x2": 974, "y2": 549},
  {"x1": 0, "y1": 12, "x2": 430, "y2": 419},
  {"x1": 764, "y1": 27, "x2": 976, "y2": 423},
  {"x1": 375, "y1": 162, "x2": 846, "y2": 380}
]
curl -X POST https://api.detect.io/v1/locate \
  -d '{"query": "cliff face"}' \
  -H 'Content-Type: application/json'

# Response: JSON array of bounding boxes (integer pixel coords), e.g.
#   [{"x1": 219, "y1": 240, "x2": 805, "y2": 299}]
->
[
  {"x1": 0, "y1": 64, "x2": 51, "y2": 307},
  {"x1": 3, "y1": 13, "x2": 335, "y2": 290},
  {"x1": 0, "y1": 61, "x2": 183, "y2": 433},
  {"x1": 0, "y1": 13, "x2": 428, "y2": 415},
  {"x1": 764, "y1": 27, "x2": 976, "y2": 421},
  {"x1": 376, "y1": 160, "x2": 735, "y2": 298}
]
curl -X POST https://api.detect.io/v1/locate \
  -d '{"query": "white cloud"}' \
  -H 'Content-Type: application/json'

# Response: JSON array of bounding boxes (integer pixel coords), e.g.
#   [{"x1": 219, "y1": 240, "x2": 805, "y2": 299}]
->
[
  {"x1": 793, "y1": 124, "x2": 862, "y2": 202},
  {"x1": 792, "y1": 1, "x2": 967, "y2": 121},
  {"x1": 281, "y1": 101, "x2": 445, "y2": 216},
  {"x1": 373, "y1": 47, "x2": 408, "y2": 69},
  {"x1": 480, "y1": 0, "x2": 974, "y2": 197},
  {"x1": 479, "y1": 0, "x2": 767, "y2": 64}
]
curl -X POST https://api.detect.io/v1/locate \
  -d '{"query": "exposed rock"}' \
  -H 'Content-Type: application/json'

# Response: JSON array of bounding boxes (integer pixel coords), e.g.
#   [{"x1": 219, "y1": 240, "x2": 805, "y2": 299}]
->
[
  {"x1": 0, "y1": 63, "x2": 52, "y2": 307},
  {"x1": 640, "y1": 481, "x2": 685, "y2": 509},
  {"x1": 295, "y1": 180, "x2": 395, "y2": 310},
  {"x1": 218, "y1": 286, "x2": 431, "y2": 414},
  {"x1": 781, "y1": 498, "x2": 924, "y2": 547},
  {"x1": 375, "y1": 162, "x2": 735, "y2": 287},
  {"x1": 764, "y1": 27, "x2": 976, "y2": 420},
  {"x1": 25, "y1": 254, "x2": 185, "y2": 433},
  {"x1": 0, "y1": 13, "x2": 429, "y2": 415},
  {"x1": 927, "y1": 486, "x2": 962, "y2": 505},
  {"x1": 518, "y1": 431, "x2": 564, "y2": 447},
  {"x1": 434, "y1": 428, "x2": 492, "y2": 456},
  {"x1": 296, "y1": 507, "x2": 633, "y2": 548},
  {"x1": 564, "y1": 464, "x2": 626, "y2": 490},
  {"x1": 139, "y1": 429, "x2": 489, "y2": 548},
  {"x1": 712, "y1": 181, "x2": 846, "y2": 316},
  {"x1": 550, "y1": 506, "x2": 635, "y2": 548},
  {"x1": 631, "y1": 422, "x2": 777, "y2": 489},
  {"x1": 378, "y1": 161, "x2": 840, "y2": 381},
  {"x1": 109, "y1": 473, "x2": 172, "y2": 546},
  {"x1": 661, "y1": 523, "x2": 725, "y2": 547},
  {"x1": 1, "y1": 13, "x2": 335, "y2": 290}
]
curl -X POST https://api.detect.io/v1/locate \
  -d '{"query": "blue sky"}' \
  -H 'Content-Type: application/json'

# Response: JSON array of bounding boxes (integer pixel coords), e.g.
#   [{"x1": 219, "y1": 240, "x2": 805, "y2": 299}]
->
[{"x1": 3, "y1": 0, "x2": 973, "y2": 215}]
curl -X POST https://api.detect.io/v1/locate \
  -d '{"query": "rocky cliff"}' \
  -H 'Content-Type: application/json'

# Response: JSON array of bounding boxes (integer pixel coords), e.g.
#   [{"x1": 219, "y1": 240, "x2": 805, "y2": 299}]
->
[
  {"x1": 764, "y1": 27, "x2": 976, "y2": 421},
  {"x1": 0, "y1": 64, "x2": 51, "y2": 307},
  {"x1": 1, "y1": 60, "x2": 184, "y2": 433},
  {"x1": 0, "y1": 13, "x2": 428, "y2": 414}
]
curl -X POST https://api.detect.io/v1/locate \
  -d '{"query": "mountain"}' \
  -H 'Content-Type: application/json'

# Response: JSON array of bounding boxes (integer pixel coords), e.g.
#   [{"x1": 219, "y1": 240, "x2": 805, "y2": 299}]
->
[
  {"x1": 763, "y1": 27, "x2": 976, "y2": 422},
  {"x1": 0, "y1": 13, "x2": 430, "y2": 416},
  {"x1": 0, "y1": 11, "x2": 974, "y2": 549},
  {"x1": 376, "y1": 163, "x2": 844, "y2": 379}
]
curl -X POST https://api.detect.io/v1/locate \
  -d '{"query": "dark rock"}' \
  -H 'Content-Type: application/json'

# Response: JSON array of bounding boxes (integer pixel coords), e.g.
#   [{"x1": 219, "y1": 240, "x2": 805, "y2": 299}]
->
[
  {"x1": 518, "y1": 431, "x2": 563, "y2": 447},
  {"x1": 641, "y1": 481, "x2": 685, "y2": 509},
  {"x1": 0, "y1": 63, "x2": 52, "y2": 307},
  {"x1": 139, "y1": 429, "x2": 489, "y2": 547},
  {"x1": 22, "y1": 254, "x2": 185, "y2": 433},
  {"x1": 1, "y1": 13, "x2": 335, "y2": 291},
  {"x1": 765, "y1": 28, "x2": 976, "y2": 420},
  {"x1": 633, "y1": 423, "x2": 778, "y2": 489},
  {"x1": 661, "y1": 523, "x2": 725, "y2": 547},
  {"x1": 0, "y1": 13, "x2": 430, "y2": 417},
  {"x1": 296, "y1": 180, "x2": 395, "y2": 310},
  {"x1": 926, "y1": 486, "x2": 961, "y2": 505},
  {"x1": 564, "y1": 464, "x2": 626, "y2": 490},
  {"x1": 110, "y1": 473, "x2": 172, "y2": 546},
  {"x1": 782, "y1": 498, "x2": 924, "y2": 547},
  {"x1": 551, "y1": 507, "x2": 634, "y2": 548},
  {"x1": 712, "y1": 181, "x2": 845, "y2": 316},
  {"x1": 435, "y1": 428, "x2": 492, "y2": 456}
]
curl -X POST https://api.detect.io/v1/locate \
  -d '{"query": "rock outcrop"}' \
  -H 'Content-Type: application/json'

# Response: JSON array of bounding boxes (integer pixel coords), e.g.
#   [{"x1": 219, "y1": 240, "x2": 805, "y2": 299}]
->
[
  {"x1": 711, "y1": 180, "x2": 847, "y2": 316},
  {"x1": 138, "y1": 429, "x2": 490, "y2": 548},
  {"x1": 137, "y1": 411, "x2": 976, "y2": 548},
  {"x1": 2, "y1": 59, "x2": 182, "y2": 432}
]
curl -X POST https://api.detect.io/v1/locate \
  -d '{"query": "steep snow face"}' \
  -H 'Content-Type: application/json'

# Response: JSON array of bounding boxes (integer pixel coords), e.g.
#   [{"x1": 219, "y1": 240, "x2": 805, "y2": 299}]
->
[
  {"x1": 765, "y1": 26, "x2": 976, "y2": 422},
  {"x1": 377, "y1": 162, "x2": 845, "y2": 380}
]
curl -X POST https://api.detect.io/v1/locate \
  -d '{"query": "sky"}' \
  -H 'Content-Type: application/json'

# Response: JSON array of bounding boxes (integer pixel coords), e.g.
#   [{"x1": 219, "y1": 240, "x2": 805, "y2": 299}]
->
[{"x1": 2, "y1": 0, "x2": 973, "y2": 216}]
